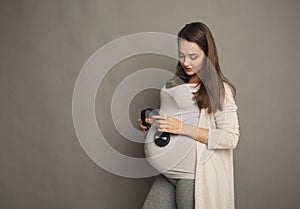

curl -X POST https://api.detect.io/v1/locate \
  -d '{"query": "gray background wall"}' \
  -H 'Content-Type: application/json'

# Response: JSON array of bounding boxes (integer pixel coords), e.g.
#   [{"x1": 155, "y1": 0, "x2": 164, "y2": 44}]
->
[{"x1": 1, "y1": 0, "x2": 299, "y2": 209}]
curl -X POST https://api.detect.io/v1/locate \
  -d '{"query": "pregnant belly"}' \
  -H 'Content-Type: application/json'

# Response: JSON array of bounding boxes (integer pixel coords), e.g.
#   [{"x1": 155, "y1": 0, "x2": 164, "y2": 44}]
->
[{"x1": 144, "y1": 125, "x2": 196, "y2": 173}]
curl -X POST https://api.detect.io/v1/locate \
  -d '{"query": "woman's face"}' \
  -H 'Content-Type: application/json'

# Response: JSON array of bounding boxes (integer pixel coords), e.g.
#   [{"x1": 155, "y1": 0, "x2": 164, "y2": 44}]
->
[{"x1": 178, "y1": 39, "x2": 205, "y2": 77}]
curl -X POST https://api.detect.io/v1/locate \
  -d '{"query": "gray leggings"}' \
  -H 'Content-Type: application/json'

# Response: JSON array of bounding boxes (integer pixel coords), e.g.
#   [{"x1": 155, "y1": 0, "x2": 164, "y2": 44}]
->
[{"x1": 142, "y1": 174, "x2": 195, "y2": 209}]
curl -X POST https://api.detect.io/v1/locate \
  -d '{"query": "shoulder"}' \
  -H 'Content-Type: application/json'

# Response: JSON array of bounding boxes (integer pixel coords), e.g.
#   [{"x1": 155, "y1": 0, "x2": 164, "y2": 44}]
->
[
  {"x1": 223, "y1": 82, "x2": 234, "y2": 95},
  {"x1": 221, "y1": 81, "x2": 237, "y2": 108}
]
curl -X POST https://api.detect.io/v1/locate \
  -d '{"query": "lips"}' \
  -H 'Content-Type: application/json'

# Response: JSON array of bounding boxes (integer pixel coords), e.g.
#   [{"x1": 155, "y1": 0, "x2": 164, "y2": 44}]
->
[{"x1": 185, "y1": 67, "x2": 193, "y2": 72}]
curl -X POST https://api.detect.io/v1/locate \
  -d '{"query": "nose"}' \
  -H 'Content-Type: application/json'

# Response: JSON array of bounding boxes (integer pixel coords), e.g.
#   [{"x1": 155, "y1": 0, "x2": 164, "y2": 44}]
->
[{"x1": 183, "y1": 57, "x2": 191, "y2": 67}]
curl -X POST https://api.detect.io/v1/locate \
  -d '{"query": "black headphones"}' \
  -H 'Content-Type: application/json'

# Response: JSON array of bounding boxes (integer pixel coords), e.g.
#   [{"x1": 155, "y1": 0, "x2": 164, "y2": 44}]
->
[{"x1": 140, "y1": 108, "x2": 170, "y2": 147}]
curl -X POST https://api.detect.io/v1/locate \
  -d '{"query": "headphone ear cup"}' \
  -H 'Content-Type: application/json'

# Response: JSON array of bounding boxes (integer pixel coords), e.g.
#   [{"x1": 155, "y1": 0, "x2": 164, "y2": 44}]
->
[{"x1": 154, "y1": 132, "x2": 170, "y2": 147}]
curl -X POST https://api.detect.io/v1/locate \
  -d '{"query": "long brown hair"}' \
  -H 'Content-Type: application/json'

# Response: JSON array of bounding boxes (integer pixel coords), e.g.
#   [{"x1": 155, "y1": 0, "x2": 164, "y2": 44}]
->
[{"x1": 166, "y1": 22, "x2": 236, "y2": 114}]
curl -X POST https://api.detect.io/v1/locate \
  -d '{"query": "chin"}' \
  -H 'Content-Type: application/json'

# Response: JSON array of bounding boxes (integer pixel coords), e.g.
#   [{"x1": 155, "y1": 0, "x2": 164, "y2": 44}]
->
[{"x1": 185, "y1": 71, "x2": 196, "y2": 76}]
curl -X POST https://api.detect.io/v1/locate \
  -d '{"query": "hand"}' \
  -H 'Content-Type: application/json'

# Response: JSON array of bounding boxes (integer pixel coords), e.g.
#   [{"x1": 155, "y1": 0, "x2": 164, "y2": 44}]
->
[
  {"x1": 137, "y1": 118, "x2": 153, "y2": 132},
  {"x1": 152, "y1": 115, "x2": 184, "y2": 135}
]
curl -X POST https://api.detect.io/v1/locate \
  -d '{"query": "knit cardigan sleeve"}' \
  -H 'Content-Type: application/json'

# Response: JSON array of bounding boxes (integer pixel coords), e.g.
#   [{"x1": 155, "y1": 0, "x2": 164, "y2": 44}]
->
[{"x1": 206, "y1": 83, "x2": 240, "y2": 150}]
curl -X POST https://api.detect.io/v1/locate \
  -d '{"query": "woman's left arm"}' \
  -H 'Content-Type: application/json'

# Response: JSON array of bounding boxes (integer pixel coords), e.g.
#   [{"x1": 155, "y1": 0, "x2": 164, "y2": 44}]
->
[
  {"x1": 205, "y1": 84, "x2": 240, "y2": 149},
  {"x1": 154, "y1": 83, "x2": 240, "y2": 149},
  {"x1": 184, "y1": 83, "x2": 240, "y2": 149}
]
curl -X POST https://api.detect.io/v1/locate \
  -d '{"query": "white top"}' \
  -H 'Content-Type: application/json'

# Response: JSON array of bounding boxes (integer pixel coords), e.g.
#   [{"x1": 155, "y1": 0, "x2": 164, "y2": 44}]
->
[{"x1": 144, "y1": 83, "x2": 200, "y2": 179}]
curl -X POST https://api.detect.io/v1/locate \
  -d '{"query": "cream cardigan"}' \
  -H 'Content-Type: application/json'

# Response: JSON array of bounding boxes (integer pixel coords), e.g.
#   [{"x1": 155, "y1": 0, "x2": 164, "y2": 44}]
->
[{"x1": 194, "y1": 82, "x2": 240, "y2": 209}]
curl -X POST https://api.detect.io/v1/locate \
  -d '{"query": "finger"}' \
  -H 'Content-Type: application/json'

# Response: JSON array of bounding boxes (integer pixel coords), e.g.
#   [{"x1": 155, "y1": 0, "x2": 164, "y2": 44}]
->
[
  {"x1": 158, "y1": 124, "x2": 167, "y2": 130},
  {"x1": 139, "y1": 124, "x2": 147, "y2": 130},
  {"x1": 152, "y1": 116, "x2": 168, "y2": 123},
  {"x1": 163, "y1": 119, "x2": 168, "y2": 124},
  {"x1": 151, "y1": 115, "x2": 163, "y2": 120},
  {"x1": 138, "y1": 117, "x2": 152, "y2": 125},
  {"x1": 157, "y1": 128, "x2": 168, "y2": 132},
  {"x1": 152, "y1": 116, "x2": 167, "y2": 124},
  {"x1": 148, "y1": 118, "x2": 154, "y2": 124},
  {"x1": 152, "y1": 115, "x2": 167, "y2": 119},
  {"x1": 139, "y1": 123, "x2": 147, "y2": 128}
]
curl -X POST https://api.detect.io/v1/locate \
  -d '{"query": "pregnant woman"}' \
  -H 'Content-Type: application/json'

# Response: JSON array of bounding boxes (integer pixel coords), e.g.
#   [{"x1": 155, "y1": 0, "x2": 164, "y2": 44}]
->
[{"x1": 139, "y1": 22, "x2": 240, "y2": 209}]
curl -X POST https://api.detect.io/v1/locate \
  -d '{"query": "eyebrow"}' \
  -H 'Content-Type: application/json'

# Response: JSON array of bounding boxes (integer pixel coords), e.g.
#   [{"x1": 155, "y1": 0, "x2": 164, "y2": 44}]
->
[{"x1": 177, "y1": 50, "x2": 199, "y2": 56}]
